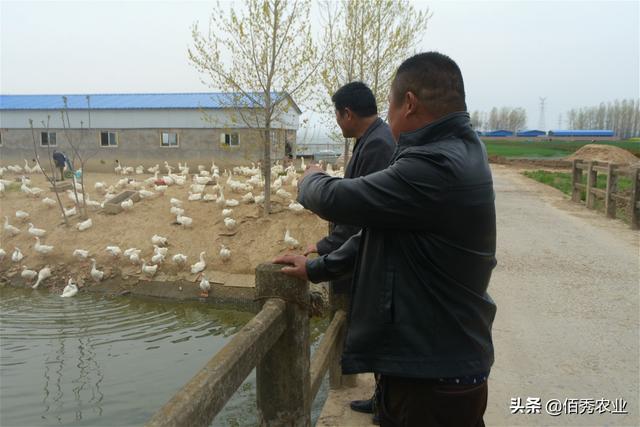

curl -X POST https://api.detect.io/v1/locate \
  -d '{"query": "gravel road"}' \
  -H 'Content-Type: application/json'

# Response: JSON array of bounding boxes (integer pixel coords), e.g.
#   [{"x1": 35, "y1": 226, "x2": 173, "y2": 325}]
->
[{"x1": 486, "y1": 165, "x2": 639, "y2": 426}]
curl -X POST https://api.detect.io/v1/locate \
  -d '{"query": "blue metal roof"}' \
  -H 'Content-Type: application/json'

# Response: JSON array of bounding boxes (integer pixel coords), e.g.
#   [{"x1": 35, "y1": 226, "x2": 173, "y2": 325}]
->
[
  {"x1": 549, "y1": 130, "x2": 614, "y2": 137},
  {"x1": 516, "y1": 130, "x2": 546, "y2": 137},
  {"x1": 484, "y1": 130, "x2": 514, "y2": 137},
  {"x1": 0, "y1": 92, "x2": 301, "y2": 113}
]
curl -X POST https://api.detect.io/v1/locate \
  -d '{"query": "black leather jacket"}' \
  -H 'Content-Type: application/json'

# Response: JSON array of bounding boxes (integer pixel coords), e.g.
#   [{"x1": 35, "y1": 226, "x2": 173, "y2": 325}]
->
[
  {"x1": 315, "y1": 118, "x2": 395, "y2": 293},
  {"x1": 300, "y1": 112, "x2": 497, "y2": 378}
]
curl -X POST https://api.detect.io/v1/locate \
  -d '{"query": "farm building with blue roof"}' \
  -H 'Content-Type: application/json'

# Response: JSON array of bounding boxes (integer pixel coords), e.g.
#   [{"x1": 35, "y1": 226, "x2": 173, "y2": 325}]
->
[{"x1": 0, "y1": 92, "x2": 301, "y2": 171}]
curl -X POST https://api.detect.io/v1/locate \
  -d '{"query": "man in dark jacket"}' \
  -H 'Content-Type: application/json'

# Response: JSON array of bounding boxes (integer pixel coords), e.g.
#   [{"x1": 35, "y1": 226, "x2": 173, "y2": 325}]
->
[
  {"x1": 276, "y1": 52, "x2": 497, "y2": 426},
  {"x1": 52, "y1": 150, "x2": 67, "y2": 181},
  {"x1": 304, "y1": 81, "x2": 394, "y2": 423},
  {"x1": 304, "y1": 81, "x2": 395, "y2": 291}
]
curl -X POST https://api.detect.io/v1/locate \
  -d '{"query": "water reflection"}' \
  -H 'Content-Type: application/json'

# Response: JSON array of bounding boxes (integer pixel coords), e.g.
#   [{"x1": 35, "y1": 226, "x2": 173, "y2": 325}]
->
[{"x1": 0, "y1": 286, "x2": 252, "y2": 426}]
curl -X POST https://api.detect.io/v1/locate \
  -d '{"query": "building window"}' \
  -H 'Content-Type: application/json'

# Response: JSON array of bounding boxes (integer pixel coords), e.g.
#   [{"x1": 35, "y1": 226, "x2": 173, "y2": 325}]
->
[
  {"x1": 221, "y1": 132, "x2": 239, "y2": 146},
  {"x1": 41, "y1": 132, "x2": 57, "y2": 147},
  {"x1": 161, "y1": 132, "x2": 178, "y2": 147},
  {"x1": 100, "y1": 131, "x2": 118, "y2": 147}
]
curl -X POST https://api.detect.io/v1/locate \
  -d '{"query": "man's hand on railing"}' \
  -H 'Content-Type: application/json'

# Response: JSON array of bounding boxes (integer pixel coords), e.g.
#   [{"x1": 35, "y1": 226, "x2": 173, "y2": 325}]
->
[{"x1": 273, "y1": 254, "x2": 309, "y2": 281}]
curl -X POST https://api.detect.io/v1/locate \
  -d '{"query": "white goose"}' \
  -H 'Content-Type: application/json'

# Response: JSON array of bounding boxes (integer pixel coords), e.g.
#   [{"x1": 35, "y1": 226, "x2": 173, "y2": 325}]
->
[
  {"x1": 73, "y1": 249, "x2": 90, "y2": 260},
  {"x1": 34, "y1": 237, "x2": 54, "y2": 255},
  {"x1": 15, "y1": 210, "x2": 30, "y2": 222},
  {"x1": 176, "y1": 214, "x2": 193, "y2": 228},
  {"x1": 28, "y1": 223, "x2": 46, "y2": 237},
  {"x1": 91, "y1": 259, "x2": 104, "y2": 282},
  {"x1": 284, "y1": 229, "x2": 299, "y2": 249},
  {"x1": 219, "y1": 245, "x2": 231, "y2": 262},
  {"x1": 224, "y1": 217, "x2": 237, "y2": 230},
  {"x1": 61, "y1": 279, "x2": 79, "y2": 297},
  {"x1": 4, "y1": 216, "x2": 20, "y2": 236},
  {"x1": 32, "y1": 266, "x2": 51, "y2": 289},
  {"x1": 76, "y1": 218, "x2": 93, "y2": 231},
  {"x1": 151, "y1": 234, "x2": 168, "y2": 247},
  {"x1": 42, "y1": 197, "x2": 57, "y2": 208},
  {"x1": 105, "y1": 246, "x2": 122, "y2": 258},
  {"x1": 172, "y1": 253, "x2": 187, "y2": 265},
  {"x1": 141, "y1": 260, "x2": 158, "y2": 277},
  {"x1": 21, "y1": 265, "x2": 37, "y2": 281},
  {"x1": 199, "y1": 274, "x2": 211, "y2": 297},
  {"x1": 190, "y1": 251, "x2": 206, "y2": 274},
  {"x1": 11, "y1": 247, "x2": 24, "y2": 263}
]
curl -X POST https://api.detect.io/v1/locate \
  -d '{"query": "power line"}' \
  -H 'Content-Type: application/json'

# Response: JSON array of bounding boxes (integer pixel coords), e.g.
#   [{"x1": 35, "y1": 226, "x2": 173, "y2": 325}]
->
[{"x1": 538, "y1": 97, "x2": 546, "y2": 130}]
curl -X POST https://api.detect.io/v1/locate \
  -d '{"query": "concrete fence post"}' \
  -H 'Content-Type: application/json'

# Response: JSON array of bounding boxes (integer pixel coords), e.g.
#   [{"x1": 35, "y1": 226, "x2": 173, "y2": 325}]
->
[
  {"x1": 328, "y1": 289, "x2": 358, "y2": 389},
  {"x1": 255, "y1": 263, "x2": 310, "y2": 426}
]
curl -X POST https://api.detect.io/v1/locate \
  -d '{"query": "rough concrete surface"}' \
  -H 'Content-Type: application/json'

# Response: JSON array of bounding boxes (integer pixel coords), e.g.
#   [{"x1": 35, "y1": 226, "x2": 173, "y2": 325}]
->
[{"x1": 318, "y1": 165, "x2": 639, "y2": 426}]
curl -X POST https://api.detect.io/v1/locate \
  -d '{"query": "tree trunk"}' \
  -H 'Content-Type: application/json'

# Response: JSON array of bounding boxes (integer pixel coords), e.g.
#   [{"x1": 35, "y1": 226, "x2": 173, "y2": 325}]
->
[
  {"x1": 343, "y1": 138, "x2": 350, "y2": 168},
  {"x1": 263, "y1": 128, "x2": 272, "y2": 216}
]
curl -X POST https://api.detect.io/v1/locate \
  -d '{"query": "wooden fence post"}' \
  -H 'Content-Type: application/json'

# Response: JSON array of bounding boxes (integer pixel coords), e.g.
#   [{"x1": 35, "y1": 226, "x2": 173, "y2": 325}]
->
[
  {"x1": 604, "y1": 163, "x2": 617, "y2": 218},
  {"x1": 571, "y1": 160, "x2": 582, "y2": 203},
  {"x1": 255, "y1": 263, "x2": 310, "y2": 427},
  {"x1": 585, "y1": 161, "x2": 597, "y2": 209},
  {"x1": 630, "y1": 167, "x2": 640, "y2": 230}
]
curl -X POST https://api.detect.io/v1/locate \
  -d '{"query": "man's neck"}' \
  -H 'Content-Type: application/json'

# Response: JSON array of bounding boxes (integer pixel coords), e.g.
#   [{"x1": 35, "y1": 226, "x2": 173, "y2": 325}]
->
[{"x1": 354, "y1": 115, "x2": 379, "y2": 139}]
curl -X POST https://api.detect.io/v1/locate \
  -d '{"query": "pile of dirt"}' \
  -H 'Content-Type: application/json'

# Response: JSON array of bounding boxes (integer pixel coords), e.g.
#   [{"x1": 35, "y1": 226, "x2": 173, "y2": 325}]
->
[{"x1": 565, "y1": 144, "x2": 639, "y2": 165}]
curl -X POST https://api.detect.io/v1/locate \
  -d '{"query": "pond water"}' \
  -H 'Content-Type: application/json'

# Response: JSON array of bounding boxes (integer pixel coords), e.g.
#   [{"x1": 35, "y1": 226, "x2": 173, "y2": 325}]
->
[{"x1": 0, "y1": 286, "x2": 329, "y2": 427}]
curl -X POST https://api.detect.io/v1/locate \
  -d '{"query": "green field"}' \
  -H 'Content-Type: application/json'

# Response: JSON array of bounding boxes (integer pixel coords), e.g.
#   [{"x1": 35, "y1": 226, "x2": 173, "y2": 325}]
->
[{"x1": 483, "y1": 139, "x2": 640, "y2": 159}]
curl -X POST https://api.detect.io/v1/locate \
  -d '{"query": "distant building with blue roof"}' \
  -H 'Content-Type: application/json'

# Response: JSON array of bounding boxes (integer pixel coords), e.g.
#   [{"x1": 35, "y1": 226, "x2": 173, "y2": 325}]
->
[
  {"x1": 484, "y1": 130, "x2": 514, "y2": 137},
  {"x1": 0, "y1": 92, "x2": 301, "y2": 170},
  {"x1": 548, "y1": 129, "x2": 615, "y2": 138},
  {"x1": 516, "y1": 130, "x2": 546, "y2": 137}
]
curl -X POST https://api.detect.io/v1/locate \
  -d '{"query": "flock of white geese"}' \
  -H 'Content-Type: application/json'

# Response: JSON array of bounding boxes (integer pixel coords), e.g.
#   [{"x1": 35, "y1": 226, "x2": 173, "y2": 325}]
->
[{"x1": 0, "y1": 157, "x2": 344, "y2": 298}]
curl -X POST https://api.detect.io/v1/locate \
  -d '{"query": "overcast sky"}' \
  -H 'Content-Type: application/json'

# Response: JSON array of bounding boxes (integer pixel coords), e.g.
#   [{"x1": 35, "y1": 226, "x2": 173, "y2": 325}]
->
[{"x1": 1, "y1": 0, "x2": 638, "y2": 134}]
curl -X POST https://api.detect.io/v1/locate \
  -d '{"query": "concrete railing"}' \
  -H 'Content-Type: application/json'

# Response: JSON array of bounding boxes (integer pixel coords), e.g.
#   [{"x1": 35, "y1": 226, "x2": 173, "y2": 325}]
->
[
  {"x1": 571, "y1": 160, "x2": 640, "y2": 229},
  {"x1": 145, "y1": 263, "x2": 349, "y2": 427}
]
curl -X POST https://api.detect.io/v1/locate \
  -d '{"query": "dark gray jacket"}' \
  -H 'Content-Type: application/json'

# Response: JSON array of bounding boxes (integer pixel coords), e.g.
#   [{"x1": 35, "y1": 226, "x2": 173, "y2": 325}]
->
[
  {"x1": 315, "y1": 118, "x2": 395, "y2": 293},
  {"x1": 300, "y1": 112, "x2": 497, "y2": 378}
]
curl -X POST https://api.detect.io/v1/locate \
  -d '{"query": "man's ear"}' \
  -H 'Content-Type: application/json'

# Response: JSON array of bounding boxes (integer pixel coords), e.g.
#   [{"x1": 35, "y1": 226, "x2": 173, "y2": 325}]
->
[{"x1": 404, "y1": 91, "x2": 419, "y2": 118}]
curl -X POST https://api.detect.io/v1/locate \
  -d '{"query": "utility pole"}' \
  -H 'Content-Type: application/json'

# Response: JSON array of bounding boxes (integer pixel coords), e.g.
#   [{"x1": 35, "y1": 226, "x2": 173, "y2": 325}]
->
[{"x1": 538, "y1": 97, "x2": 547, "y2": 131}]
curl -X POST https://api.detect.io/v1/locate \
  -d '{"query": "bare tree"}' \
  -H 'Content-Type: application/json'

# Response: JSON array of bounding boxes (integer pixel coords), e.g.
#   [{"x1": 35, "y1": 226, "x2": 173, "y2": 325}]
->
[
  {"x1": 59, "y1": 95, "x2": 100, "y2": 219},
  {"x1": 29, "y1": 117, "x2": 69, "y2": 226},
  {"x1": 318, "y1": 0, "x2": 430, "y2": 164},
  {"x1": 189, "y1": 0, "x2": 321, "y2": 215}
]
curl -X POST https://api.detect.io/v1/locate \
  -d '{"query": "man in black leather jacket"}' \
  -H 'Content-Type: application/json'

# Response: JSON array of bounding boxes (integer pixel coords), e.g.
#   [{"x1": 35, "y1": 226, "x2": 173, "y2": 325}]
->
[{"x1": 276, "y1": 52, "x2": 497, "y2": 426}]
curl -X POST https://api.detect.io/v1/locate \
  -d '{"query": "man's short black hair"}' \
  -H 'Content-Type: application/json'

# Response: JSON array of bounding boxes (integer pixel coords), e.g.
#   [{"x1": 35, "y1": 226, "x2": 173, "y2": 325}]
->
[
  {"x1": 392, "y1": 52, "x2": 467, "y2": 118},
  {"x1": 331, "y1": 81, "x2": 378, "y2": 117}
]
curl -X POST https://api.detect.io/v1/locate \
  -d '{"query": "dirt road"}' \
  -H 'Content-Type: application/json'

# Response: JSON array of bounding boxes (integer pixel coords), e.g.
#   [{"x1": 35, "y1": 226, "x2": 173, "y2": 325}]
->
[
  {"x1": 318, "y1": 165, "x2": 639, "y2": 426},
  {"x1": 486, "y1": 165, "x2": 639, "y2": 426}
]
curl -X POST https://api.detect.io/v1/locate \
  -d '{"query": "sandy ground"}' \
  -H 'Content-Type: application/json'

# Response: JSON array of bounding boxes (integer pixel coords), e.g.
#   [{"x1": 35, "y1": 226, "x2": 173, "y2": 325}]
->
[
  {"x1": 0, "y1": 169, "x2": 328, "y2": 291},
  {"x1": 318, "y1": 164, "x2": 639, "y2": 426},
  {"x1": 566, "y1": 144, "x2": 640, "y2": 165}
]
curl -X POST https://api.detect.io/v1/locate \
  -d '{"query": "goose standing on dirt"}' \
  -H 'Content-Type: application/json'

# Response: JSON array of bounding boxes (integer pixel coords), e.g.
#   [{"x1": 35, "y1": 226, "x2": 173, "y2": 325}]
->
[
  {"x1": 73, "y1": 249, "x2": 90, "y2": 260},
  {"x1": 4, "y1": 217, "x2": 20, "y2": 236},
  {"x1": 191, "y1": 251, "x2": 206, "y2": 274},
  {"x1": 76, "y1": 218, "x2": 93, "y2": 231},
  {"x1": 284, "y1": 229, "x2": 299, "y2": 249},
  {"x1": 172, "y1": 253, "x2": 187, "y2": 266},
  {"x1": 28, "y1": 223, "x2": 46, "y2": 237},
  {"x1": 151, "y1": 234, "x2": 168, "y2": 247},
  {"x1": 32, "y1": 266, "x2": 51, "y2": 289},
  {"x1": 91, "y1": 259, "x2": 104, "y2": 282},
  {"x1": 11, "y1": 247, "x2": 24, "y2": 263},
  {"x1": 141, "y1": 260, "x2": 158, "y2": 277},
  {"x1": 61, "y1": 279, "x2": 79, "y2": 297},
  {"x1": 219, "y1": 245, "x2": 231, "y2": 262},
  {"x1": 15, "y1": 210, "x2": 30, "y2": 222},
  {"x1": 34, "y1": 237, "x2": 54, "y2": 255}
]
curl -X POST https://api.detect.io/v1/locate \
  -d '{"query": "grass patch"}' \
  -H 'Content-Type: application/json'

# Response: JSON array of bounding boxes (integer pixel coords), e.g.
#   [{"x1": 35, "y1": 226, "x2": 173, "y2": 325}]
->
[
  {"x1": 522, "y1": 170, "x2": 632, "y2": 223},
  {"x1": 484, "y1": 139, "x2": 640, "y2": 159}
]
